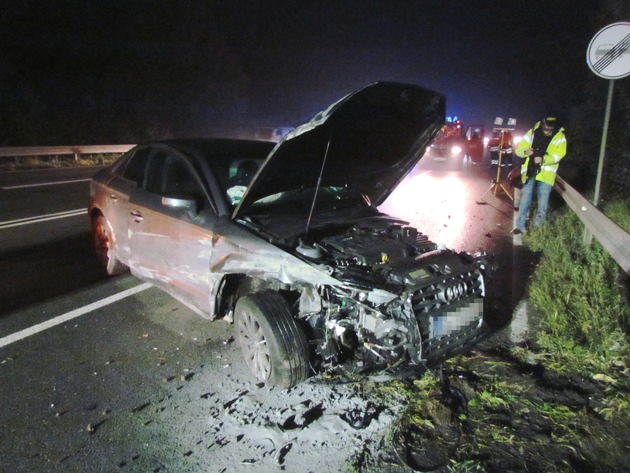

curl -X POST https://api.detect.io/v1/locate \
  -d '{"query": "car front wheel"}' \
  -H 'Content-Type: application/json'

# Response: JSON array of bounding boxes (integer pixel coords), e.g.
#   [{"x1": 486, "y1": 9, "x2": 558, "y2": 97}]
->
[
  {"x1": 234, "y1": 290, "x2": 309, "y2": 388},
  {"x1": 91, "y1": 214, "x2": 127, "y2": 276}
]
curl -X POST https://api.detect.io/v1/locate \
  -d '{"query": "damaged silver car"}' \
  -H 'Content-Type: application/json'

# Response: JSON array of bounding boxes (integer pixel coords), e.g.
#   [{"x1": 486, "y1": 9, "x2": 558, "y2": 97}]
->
[{"x1": 89, "y1": 82, "x2": 490, "y2": 388}]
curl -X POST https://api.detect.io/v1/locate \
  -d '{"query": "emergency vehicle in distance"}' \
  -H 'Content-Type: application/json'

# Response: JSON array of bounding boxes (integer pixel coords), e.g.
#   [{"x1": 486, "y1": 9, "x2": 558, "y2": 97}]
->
[
  {"x1": 425, "y1": 117, "x2": 486, "y2": 165},
  {"x1": 426, "y1": 117, "x2": 466, "y2": 162}
]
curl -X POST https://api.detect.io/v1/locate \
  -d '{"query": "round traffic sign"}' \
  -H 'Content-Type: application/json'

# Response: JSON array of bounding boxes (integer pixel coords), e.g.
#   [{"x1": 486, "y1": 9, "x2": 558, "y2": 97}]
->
[{"x1": 587, "y1": 22, "x2": 630, "y2": 79}]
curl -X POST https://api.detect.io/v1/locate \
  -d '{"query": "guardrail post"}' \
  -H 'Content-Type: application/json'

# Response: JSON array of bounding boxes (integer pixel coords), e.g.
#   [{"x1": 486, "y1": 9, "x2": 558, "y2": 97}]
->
[{"x1": 583, "y1": 228, "x2": 593, "y2": 245}]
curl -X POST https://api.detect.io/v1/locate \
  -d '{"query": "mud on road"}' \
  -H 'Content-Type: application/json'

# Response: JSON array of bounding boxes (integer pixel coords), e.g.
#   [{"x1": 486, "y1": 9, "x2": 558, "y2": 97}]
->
[
  {"x1": 148, "y1": 328, "x2": 629, "y2": 473},
  {"x1": 363, "y1": 332, "x2": 630, "y2": 473}
]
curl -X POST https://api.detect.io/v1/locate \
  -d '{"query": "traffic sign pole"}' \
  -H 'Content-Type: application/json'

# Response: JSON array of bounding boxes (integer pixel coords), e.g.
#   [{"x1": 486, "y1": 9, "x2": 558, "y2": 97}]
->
[
  {"x1": 584, "y1": 22, "x2": 630, "y2": 243},
  {"x1": 585, "y1": 22, "x2": 630, "y2": 207},
  {"x1": 593, "y1": 79, "x2": 614, "y2": 207}
]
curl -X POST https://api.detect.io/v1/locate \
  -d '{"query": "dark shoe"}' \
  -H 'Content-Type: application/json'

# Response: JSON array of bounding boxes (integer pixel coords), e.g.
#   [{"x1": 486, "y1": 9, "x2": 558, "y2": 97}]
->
[
  {"x1": 513, "y1": 206, "x2": 519, "y2": 211},
  {"x1": 511, "y1": 228, "x2": 523, "y2": 235}
]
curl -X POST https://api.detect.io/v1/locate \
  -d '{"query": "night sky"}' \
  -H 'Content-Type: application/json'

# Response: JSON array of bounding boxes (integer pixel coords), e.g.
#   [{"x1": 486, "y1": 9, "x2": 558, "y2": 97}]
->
[{"x1": 0, "y1": 0, "x2": 619, "y2": 145}]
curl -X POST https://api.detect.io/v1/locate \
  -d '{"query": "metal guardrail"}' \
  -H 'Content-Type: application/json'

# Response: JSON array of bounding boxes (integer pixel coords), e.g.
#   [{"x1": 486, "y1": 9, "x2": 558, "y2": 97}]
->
[
  {"x1": 555, "y1": 176, "x2": 630, "y2": 275},
  {"x1": 0, "y1": 145, "x2": 134, "y2": 159}
]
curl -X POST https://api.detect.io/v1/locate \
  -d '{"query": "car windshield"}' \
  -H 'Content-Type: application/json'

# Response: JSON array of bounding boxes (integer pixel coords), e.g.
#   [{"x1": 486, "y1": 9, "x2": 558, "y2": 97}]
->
[
  {"x1": 221, "y1": 158, "x2": 266, "y2": 208},
  {"x1": 237, "y1": 184, "x2": 377, "y2": 242},
  {"x1": 248, "y1": 185, "x2": 371, "y2": 214}
]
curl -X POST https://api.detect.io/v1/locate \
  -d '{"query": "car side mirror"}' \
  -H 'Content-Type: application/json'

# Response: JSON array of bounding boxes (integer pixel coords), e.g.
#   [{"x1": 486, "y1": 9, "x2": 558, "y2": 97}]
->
[{"x1": 161, "y1": 196, "x2": 198, "y2": 216}]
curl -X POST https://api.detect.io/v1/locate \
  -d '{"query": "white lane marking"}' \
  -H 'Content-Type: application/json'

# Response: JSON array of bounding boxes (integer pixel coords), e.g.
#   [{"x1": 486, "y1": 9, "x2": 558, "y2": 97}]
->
[
  {"x1": 0, "y1": 209, "x2": 87, "y2": 229},
  {"x1": 0, "y1": 283, "x2": 153, "y2": 349},
  {"x1": 1, "y1": 178, "x2": 91, "y2": 190}
]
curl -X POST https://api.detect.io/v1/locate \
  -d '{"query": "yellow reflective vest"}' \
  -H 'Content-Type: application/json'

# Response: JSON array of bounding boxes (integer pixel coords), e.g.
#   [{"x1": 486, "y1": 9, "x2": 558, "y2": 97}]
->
[{"x1": 514, "y1": 122, "x2": 567, "y2": 185}]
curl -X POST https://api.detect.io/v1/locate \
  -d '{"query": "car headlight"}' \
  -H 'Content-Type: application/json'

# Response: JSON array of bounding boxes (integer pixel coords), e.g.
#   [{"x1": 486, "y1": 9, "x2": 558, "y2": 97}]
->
[{"x1": 451, "y1": 145, "x2": 463, "y2": 155}]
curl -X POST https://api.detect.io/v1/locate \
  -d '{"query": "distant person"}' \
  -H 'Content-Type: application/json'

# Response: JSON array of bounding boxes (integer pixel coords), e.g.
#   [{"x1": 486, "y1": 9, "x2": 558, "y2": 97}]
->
[
  {"x1": 488, "y1": 130, "x2": 514, "y2": 168},
  {"x1": 512, "y1": 117, "x2": 567, "y2": 234}
]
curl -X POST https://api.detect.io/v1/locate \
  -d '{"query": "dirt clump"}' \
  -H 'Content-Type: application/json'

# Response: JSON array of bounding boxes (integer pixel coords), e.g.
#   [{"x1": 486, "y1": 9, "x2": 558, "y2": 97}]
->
[{"x1": 352, "y1": 343, "x2": 630, "y2": 473}]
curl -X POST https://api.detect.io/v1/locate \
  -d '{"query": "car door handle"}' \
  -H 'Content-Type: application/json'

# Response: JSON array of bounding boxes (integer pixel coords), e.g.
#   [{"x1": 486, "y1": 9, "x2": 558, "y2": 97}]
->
[
  {"x1": 130, "y1": 210, "x2": 143, "y2": 222},
  {"x1": 110, "y1": 193, "x2": 118, "y2": 201}
]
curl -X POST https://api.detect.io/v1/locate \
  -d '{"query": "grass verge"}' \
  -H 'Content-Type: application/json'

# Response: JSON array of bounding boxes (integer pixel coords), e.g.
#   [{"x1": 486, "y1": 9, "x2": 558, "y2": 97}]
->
[{"x1": 523, "y1": 203, "x2": 630, "y2": 390}]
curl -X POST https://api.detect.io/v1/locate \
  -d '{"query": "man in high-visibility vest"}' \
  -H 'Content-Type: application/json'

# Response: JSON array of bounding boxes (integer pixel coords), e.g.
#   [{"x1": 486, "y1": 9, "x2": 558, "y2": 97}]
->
[{"x1": 512, "y1": 117, "x2": 567, "y2": 234}]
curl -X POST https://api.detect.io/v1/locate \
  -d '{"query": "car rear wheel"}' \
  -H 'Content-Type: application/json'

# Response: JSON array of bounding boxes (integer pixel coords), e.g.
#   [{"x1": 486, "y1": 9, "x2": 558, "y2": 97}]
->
[
  {"x1": 92, "y1": 214, "x2": 127, "y2": 276},
  {"x1": 234, "y1": 290, "x2": 309, "y2": 388}
]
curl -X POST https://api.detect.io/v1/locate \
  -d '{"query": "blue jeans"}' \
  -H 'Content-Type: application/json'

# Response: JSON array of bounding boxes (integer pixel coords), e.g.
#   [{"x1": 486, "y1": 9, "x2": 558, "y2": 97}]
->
[{"x1": 515, "y1": 178, "x2": 553, "y2": 231}]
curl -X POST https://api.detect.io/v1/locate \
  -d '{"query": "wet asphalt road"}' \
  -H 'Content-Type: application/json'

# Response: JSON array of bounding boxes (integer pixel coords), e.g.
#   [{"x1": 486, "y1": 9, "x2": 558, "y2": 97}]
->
[{"x1": 0, "y1": 158, "x2": 520, "y2": 471}]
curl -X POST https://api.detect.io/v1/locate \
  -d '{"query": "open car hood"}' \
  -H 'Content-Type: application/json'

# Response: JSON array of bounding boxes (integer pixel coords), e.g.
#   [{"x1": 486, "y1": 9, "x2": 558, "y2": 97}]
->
[{"x1": 234, "y1": 82, "x2": 445, "y2": 219}]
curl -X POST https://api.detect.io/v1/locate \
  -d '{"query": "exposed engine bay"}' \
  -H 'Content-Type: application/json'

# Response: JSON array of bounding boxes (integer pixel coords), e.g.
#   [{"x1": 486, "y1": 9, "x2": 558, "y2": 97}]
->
[{"x1": 285, "y1": 220, "x2": 489, "y2": 376}]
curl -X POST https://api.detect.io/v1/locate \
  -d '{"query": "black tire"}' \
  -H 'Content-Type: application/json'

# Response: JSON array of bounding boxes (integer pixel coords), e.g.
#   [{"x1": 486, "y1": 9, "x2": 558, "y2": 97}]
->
[
  {"x1": 234, "y1": 290, "x2": 309, "y2": 388},
  {"x1": 91, "y1": 214, "x2": 128, "y2": 276}
]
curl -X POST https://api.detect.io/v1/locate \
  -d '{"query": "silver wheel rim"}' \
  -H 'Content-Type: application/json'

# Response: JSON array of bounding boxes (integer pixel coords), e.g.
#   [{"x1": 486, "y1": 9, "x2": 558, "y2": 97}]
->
[{"x1": 236, "y1": 308, "x2": 271, "y2": 381}]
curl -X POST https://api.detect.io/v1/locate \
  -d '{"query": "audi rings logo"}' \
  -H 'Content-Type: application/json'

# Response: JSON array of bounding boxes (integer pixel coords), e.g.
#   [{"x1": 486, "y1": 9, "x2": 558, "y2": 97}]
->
[{"x1": 437, "y1": 279, "x2": 468, "y2": 303}]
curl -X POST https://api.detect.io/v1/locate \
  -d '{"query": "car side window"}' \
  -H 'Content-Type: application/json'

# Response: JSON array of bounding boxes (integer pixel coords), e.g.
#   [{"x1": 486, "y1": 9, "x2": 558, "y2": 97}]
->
[
  {"x1": 144, "y1": 151, "x2": 167, "y2": 195},
  {"x1": 162, "y1": 156, "x2": 200, "y2": 200},
  {"x1": 145, "y1": 151, "x2": 208, "y2": 211},
  {"x1": 121, "y1": 148, "x2": 151, "y2": 187}
]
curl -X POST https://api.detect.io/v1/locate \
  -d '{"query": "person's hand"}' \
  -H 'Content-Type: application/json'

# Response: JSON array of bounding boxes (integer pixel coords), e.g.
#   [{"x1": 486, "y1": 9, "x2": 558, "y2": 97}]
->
[
  {"x1": 524, "y1": 148, "x2": 533, "y2": 156},
  {"x1": 534, "y1": 156, "x2": 543, "y2": 164}
]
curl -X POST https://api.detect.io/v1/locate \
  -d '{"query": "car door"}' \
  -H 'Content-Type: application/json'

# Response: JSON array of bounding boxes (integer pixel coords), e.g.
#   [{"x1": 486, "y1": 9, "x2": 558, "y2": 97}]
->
[
  {"x1": 127, "y1": 147, "x2": 217, "y2": 315},
  {"x1": 103, "y1": 147, "x2": 152, "y2": 263}
]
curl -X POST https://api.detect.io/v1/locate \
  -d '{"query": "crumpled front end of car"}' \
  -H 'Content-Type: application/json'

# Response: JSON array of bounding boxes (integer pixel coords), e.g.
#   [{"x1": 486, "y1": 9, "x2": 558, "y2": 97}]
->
[{"x1": 286, "y1": 220, "x2": 489, "y2": 376}]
